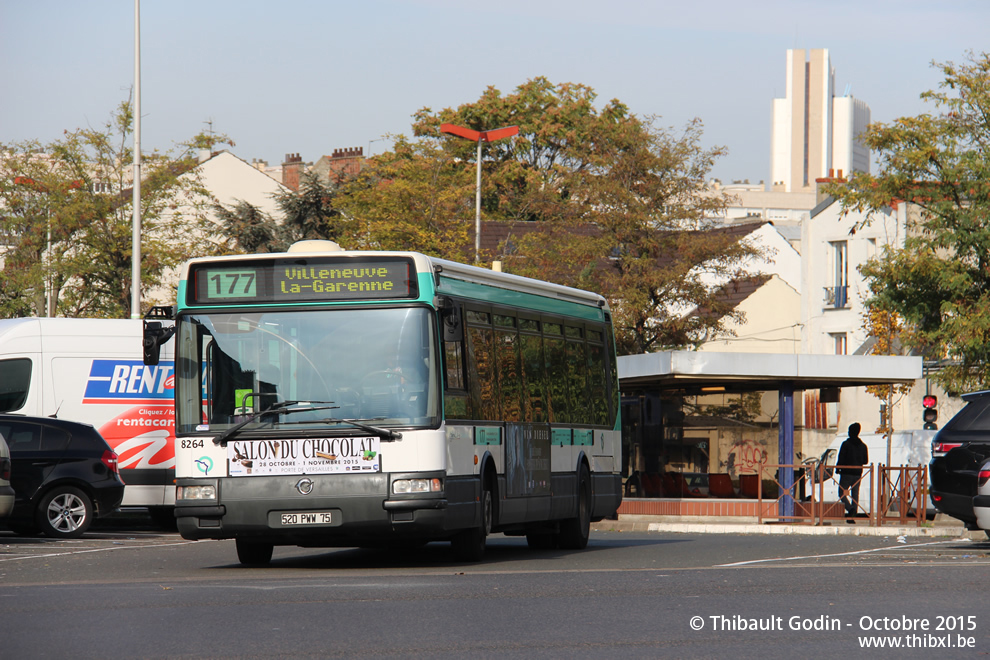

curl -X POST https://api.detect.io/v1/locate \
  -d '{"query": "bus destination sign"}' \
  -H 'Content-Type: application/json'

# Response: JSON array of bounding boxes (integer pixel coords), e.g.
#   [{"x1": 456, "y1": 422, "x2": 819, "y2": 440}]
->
[
  {"x1": 191, "y1": 256, "x2": 416, "y2": 304},
  {"x1": 274, "y1": 261, "x2": 410, "y2": 300}
]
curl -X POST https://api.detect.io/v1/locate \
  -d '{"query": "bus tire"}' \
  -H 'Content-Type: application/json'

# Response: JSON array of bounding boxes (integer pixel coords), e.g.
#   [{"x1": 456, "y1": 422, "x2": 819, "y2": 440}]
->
[
  {"x1": 236, "y1": 538, "x2": 274, "y2": 566},
  {"x1": 558, "y1": 464, "x2": 591, "y2": 550},
  {"x1": 451, "y1": 481, "x2": 491, "y2": 562}
]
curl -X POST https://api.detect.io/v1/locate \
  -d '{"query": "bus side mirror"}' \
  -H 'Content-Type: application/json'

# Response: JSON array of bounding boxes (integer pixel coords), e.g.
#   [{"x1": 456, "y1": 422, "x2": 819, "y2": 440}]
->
[
  {"x1": 143, "y1": 320, "x2": 176, "y2": 366},
  {"x1": 436, "y1": 296, "x2": 462, "y2": 342}
]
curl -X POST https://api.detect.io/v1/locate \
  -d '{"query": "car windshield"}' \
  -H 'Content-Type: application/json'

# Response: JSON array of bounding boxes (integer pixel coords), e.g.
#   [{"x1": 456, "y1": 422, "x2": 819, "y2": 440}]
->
[{"x1": 174, "y1": 306, "x2": 439, "y2": 435}]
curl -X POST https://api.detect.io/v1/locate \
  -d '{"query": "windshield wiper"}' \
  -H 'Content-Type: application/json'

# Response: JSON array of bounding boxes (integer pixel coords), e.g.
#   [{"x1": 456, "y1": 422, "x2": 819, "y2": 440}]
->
[
  {"x1": 277, "y1": 405, "x2": 404, "y2": 441},
  {"x1": 314, "y1": 417, "x2": 403, "y2": 442},
  {"x1": 212, "y1": 399, "x2": 318, "y2": 446},
  {"x1": 212, "y1": 400, "x2": 402, "y2": 445}
]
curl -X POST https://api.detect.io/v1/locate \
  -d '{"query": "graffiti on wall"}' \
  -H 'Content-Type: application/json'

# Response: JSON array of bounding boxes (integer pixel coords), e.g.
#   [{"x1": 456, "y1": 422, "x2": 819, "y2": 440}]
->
[{"x1": 724, "y1": 441, "x2": 769, "y2": 479}]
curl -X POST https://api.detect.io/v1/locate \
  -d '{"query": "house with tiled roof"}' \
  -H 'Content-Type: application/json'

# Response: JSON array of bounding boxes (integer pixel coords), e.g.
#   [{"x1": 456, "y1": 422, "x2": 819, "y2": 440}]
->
[{"x1": 694, "y1": 274, "x2": 800, "y2": 354}]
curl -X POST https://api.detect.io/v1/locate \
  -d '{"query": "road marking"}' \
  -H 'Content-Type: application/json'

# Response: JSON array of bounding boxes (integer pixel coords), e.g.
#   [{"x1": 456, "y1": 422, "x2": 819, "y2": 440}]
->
[
  {"x1": 0, "y1": 539, "x2": 199, "y2": 563},
  {"x1": 715, "y1": 538, "x2": 968, "y2": 567}
]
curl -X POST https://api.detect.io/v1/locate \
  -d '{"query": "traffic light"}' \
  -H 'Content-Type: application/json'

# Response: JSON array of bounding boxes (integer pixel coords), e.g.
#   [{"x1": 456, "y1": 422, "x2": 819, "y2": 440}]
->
[{"x1": 923, "y1": 394, "x2": 938, "y2": 430}]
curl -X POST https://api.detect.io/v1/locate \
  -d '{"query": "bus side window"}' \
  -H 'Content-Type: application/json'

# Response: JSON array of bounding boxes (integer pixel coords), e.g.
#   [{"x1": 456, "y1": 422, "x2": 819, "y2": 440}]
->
[
  {"x1": 444, "y1": 341, "x2": 465, "y2": 390},
  {"x1": 467, "y1": 324, "x2": 499, "y2": 421},
  {"x1": 587, "y1": 340, "x2": 608, "y2": 426},
  {"x1": 565, "y1": 327, "x2": 588, "y2": 424},
  {"x1": 495, "y1": 314, "x2": 522, "y2": 422},
  {"x1": 443, "y1": 339, "x2": 468, "y2": 419},
  {"x1": 544, "y1": 325, "x2": 569, "y2": 423},
  {"x1": 520, "y1": 331, "x2": 546, "y2": 423}
]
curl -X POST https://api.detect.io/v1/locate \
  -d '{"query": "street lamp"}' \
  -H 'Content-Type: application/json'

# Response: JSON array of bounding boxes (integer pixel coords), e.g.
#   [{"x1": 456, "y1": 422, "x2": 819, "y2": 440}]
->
[{"x1": 440, "y1": 123, "x2": 519, "y2": 263}]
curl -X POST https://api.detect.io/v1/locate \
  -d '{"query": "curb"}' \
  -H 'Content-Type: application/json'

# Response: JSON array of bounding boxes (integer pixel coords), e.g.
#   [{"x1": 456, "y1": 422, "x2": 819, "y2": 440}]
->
[{"x1": 591, "y1": 519, "x2": 976, "y2": 538}]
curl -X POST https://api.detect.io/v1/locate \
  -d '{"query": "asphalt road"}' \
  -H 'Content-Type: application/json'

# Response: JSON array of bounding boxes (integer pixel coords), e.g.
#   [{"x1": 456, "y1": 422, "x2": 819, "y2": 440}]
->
[{"x1": 1, "y1": 520, "x2": 988, "y2": 659}]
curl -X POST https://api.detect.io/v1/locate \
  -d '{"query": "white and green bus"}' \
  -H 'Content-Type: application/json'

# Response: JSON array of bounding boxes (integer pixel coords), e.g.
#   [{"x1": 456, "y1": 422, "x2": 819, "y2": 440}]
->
[{"x1": 150, "y1": 240, "x2": 621, "y2": 564}]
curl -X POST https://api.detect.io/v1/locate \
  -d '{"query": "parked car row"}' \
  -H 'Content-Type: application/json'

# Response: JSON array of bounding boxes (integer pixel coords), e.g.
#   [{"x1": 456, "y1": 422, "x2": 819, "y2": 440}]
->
[
  {"x1": 0, "y1": 414, "x2": 125, "y2": 538},
  {"x1": 928, "y1": 390, "x2": 990, "y2": 535}
]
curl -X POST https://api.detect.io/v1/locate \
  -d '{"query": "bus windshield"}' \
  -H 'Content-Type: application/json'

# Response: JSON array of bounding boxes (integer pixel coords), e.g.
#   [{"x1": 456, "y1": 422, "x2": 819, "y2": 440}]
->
[{"x1": 174, "y1": 306, "x2": 439, "y2": 435}]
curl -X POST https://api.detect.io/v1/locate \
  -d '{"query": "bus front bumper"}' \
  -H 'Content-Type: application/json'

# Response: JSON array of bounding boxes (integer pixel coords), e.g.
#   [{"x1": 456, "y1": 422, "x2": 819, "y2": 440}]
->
[{"x1": 174, "y1": 474, "x2": 450, "y2": 545}]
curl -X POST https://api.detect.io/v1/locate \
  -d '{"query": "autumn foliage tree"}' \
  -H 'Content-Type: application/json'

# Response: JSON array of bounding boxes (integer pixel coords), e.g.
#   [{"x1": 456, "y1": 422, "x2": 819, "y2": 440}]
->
[
  {"x1": 333, "y1": 137, "x2": 474, "y2": 260},
  {"x1": 828, "y1": 52, "x2": 990, "y2": 393},
  {"x1": 0, "y1": 100, "x2": 223, "y2": 318},
  {"x1": 399, "y1": 78, "x2": 763, "y2": 354}
]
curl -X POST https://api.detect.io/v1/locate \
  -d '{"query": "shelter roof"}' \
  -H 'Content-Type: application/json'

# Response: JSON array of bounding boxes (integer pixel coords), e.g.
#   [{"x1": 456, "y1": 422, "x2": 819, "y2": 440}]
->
[{"x1": 618, "y1": 351, "x2": 921, "y2": 395}]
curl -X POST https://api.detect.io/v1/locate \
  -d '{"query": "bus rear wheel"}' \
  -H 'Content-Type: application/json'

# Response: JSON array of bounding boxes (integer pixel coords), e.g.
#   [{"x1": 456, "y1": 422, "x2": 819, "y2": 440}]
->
[
  {"x1": 558, "y1": 465, "x2": 591, "y2": 550},
  {"x1": 236, "y1": 538, "x2": 274, "y2": 566}
]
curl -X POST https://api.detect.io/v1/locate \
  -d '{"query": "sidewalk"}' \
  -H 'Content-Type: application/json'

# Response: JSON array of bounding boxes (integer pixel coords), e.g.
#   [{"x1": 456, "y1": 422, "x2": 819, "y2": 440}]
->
[{"x1": 592, "y1": 513, "x2": 980, "y2": 539}]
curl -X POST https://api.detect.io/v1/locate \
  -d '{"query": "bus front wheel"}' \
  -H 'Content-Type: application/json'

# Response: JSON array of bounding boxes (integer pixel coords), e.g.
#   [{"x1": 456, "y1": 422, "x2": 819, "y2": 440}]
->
[
  {"x1": 451, "y1": 482, "x2": 492, "y2": 562},
  {"x1": 236, "y1": 538, "x2": 274, "y2": 566}
]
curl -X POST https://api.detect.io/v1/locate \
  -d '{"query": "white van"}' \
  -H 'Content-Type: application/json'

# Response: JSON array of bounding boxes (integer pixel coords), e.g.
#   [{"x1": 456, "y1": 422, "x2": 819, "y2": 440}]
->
[
  {"x1": 0, "y1": 318, "x2": 175, "y2": 517},
  {"x1": 805, "y1": 430, "x2": 936, "y2": 515}
]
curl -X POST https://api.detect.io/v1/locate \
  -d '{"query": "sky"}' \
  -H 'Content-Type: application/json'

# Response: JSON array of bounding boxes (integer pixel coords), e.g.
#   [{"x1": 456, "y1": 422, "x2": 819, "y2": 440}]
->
[{"x1": 2, "y1": 0, "x2": 988, "y2": 185}]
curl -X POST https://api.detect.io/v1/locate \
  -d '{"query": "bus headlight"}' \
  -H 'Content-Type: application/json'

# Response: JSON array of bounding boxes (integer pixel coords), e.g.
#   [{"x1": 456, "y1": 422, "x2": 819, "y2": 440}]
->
[
  {"x1": 393, "y1": 478, "x2": 442, "y2": 494},
  {"x1": 177, "y1": 484, "x2": 217, "y2": 501}
]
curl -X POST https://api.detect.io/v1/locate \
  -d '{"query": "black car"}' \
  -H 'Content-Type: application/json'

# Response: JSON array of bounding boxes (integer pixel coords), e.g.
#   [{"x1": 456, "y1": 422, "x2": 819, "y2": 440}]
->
[
  {"x1": 929, "y1": 391, "x2": 990, "y2": 527},
  {"x1": 0, "y1": 415, "x2": 125, "y2": 538}
]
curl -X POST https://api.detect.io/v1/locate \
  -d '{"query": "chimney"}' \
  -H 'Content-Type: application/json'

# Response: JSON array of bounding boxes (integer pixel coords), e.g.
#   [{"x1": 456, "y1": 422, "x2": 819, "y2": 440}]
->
[
  {"x1": 331, "y1": 147, "x2": 364, "y2": 159},
  {"x1": 327, "y1": 147, "x2": 365, "y2": 180},
  {"x1": 282, "y1": 153, "x2": 303, "y2": 191},
  {"x1": 198, "y1": 149, "x2": 212, "y2": 164}
]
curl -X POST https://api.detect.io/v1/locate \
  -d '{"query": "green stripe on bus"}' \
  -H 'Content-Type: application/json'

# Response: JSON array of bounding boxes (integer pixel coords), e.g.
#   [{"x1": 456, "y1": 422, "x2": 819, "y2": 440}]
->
[
  {"x1": 551, "y1": 428, "x2": 573, "y2": 446},
  {"x1": 436, "y1": 276, "x2": 604, "y2": 321}
]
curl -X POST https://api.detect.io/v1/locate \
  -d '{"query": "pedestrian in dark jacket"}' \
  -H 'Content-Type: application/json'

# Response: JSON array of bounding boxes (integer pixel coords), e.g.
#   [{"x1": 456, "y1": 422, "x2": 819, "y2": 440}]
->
[{"x1": 837, "y1": 422, "x2": 868, "y2": 520}]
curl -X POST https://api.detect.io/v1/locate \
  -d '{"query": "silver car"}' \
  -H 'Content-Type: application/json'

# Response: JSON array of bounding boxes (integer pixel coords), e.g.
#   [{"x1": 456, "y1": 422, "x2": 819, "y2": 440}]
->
[{"x1": 0, "y1": 432, "x2": 13, "y2": 518}]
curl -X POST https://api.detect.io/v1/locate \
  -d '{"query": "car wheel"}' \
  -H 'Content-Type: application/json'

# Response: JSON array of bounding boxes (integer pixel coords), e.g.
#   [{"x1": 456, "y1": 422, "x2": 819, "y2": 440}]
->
[
  {"x1": 36, "y1": 486, "x2": 93, "y2": 539},
  {"x1": 236, "y1": 538, "x2": 274, "y2": 566}
]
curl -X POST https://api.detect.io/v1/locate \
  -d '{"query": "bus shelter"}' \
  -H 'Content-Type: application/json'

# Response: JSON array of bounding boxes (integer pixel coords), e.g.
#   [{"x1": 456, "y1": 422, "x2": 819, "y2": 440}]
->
[{"x1": 617, "y1": 351, "x2": 922, "y2": 516}]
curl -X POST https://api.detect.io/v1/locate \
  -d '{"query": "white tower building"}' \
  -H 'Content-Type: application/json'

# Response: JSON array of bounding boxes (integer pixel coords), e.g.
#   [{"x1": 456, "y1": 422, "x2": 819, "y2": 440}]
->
[{"x1": 770, "y1": 49, "x2": 871, "y2": 193}]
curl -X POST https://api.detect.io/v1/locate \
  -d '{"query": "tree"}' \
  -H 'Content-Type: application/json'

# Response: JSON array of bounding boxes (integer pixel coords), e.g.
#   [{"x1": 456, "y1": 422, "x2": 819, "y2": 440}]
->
[
  {"x1": 862, "y1": 296, "x2": 912, "y2": 434},
  {"x1": 828, "y1": 52, "x2": 990, "y2": 393},
  {"x1": 213, "y1": 199, "x2": 285, "y2": 254},
  {"x1": 0, "y1": 100, "x2": 223, "y2": 318},
  {"x1": 275, "y1": 171, "x2": 353, "y2": 246},
  {"x1": 334, "y1": 136, "x2": 474, "y2": 260},
  {"x1": 216, "y1": 170, "x2": 355, "y2": 254},
  {"x1": 405, "y1": 78, "x2": 762, "y2": 353}
]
